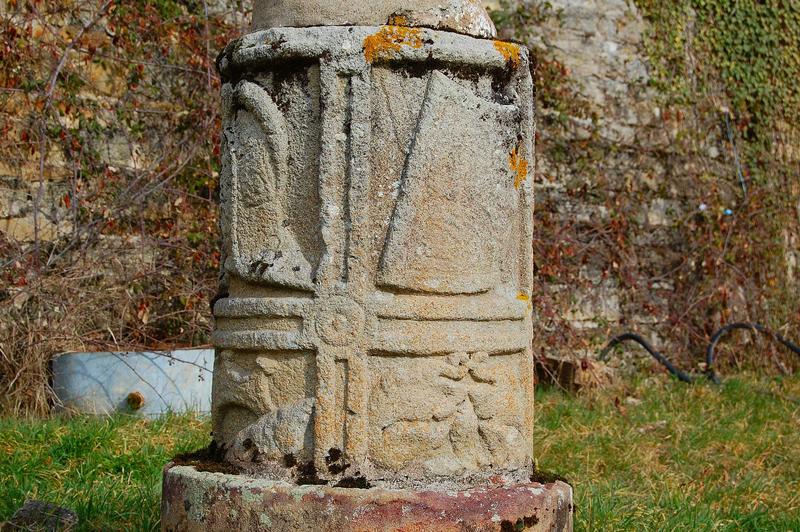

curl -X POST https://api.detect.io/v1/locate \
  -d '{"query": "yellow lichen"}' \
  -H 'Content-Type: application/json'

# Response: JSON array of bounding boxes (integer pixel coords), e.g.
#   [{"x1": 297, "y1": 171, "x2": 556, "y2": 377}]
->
[
  {"x1": 516, "y1": 292, "x2": 530, "y2": 302},
  {"x1": 386, "y1": 14, "x2": 409, "y2": 26},
  {"x1": 494, "y1": 40, "x2": 521, "y2": 68},
  {"x1": 509, "y1": 145, "x2": 529, "y2": 189},
  {"x1": 364, "y1": 26, "x2": 424, "y2": 64}
]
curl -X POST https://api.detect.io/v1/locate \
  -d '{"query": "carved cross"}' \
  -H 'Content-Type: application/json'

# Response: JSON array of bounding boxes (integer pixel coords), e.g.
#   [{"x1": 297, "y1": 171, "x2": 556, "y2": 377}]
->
[{"x1": 213, "y1": 27, "x2": 533, "y2": 478}]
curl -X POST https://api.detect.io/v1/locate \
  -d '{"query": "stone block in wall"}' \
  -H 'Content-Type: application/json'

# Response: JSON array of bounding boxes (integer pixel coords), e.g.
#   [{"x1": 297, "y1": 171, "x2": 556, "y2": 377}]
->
[
  {"x1": 556, "y1": 200, "x2": 610, "y2": 226},
  {"x1": 0, "y1": 181, "x2": 30, "y2": 219},
  {"x1": 0, "y1": 178, "x2": 73, "y2": 242},
  {"x1": 567, "y1": 289, "x2": 621, "y2": 329},
  {"x1": 524, "y1": 0, "x2": 649, "y2": 98},
  {"x1": 0, "y1": 145, "x2": 70, "y2": 183},
  {"x1": 645, "y1": 198, "x2": 681, "y2": 228},
  {"x1": 773, "y1": 120, "x2": 800, "y2": 163},
  {"x1": 100, "y1": 134, "x2": 147, "y2": 171},
  {"x1": 0, "y1": 215, "x2": 71, "y2": 242}
]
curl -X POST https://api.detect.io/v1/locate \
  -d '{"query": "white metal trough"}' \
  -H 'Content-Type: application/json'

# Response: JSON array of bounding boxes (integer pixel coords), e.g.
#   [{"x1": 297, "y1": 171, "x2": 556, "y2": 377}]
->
[{"x1": 52, "y1": 349, "x2": 214, "y2": 416}]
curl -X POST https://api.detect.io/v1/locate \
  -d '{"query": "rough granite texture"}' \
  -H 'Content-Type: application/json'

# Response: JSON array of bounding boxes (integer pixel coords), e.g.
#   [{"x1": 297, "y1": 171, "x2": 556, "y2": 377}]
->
[
  {"x1": 253, "y1": 0, "x2": 497, "y2": 38},
  {"x1": 210, "y1": 25, "x2": 535, "y2": 488},
  {"x1": 161, "y1": 465, "x2": 573, "y2": 532}
]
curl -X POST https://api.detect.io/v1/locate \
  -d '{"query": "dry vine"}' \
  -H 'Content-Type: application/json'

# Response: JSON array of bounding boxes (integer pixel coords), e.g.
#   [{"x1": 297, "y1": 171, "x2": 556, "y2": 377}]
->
[{"x1": 0, "y1": 0, "x2": 251, "y2": 415}]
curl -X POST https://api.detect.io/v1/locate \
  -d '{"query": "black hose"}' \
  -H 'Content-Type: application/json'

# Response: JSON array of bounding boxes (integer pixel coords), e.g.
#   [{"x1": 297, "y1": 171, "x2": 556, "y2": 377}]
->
[
  {"x1": 598, "y1": 332, "x2": 697, "y2": 383},
  {"x1": 599, "y1": 323, "x2": 800, "y2": 384},
  {"x1": 705, "y1": 322, "x2": 800, "y2": 383}
]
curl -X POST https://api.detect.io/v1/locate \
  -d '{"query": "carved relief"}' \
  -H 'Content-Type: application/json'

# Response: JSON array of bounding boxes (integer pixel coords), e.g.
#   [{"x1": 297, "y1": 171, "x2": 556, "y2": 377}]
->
[
  {"x1": 377, "y1": 71, "x2": 519, "y2": 295},
  {"x1": 222, "y1": 72, "x2": 322, "y2": 291},
  {"x1": 214, "y1": 27, "x2": 534, "y2": 486},
  {"x1": 212, "y1": 350, "x2": 316, "y2": 463},
  {"x1": 313, "y1": 296, "x2": 365, "y2": 347},
  {"x1": 367, "y1": 352, "x2": 530, "y2": 476}
]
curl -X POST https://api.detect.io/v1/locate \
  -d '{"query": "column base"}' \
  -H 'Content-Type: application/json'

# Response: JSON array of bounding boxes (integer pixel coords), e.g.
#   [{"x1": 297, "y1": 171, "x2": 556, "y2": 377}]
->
[{"x1": 161, "y1": 464, "x2": 573, "y2": 531}]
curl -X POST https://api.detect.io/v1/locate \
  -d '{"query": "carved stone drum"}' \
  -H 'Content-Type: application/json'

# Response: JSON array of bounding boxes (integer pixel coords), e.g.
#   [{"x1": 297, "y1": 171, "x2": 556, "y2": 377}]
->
[
  {"x1": 161, "y1": 5, "x2": 573, "y2": 529},
  {"x1": 211, "y1": 24, "x2": 535, "y2": 486}
]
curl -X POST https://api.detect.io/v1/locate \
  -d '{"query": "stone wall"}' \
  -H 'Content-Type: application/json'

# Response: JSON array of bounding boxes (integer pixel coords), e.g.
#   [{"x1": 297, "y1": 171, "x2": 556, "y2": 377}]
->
[
  {"x1": 2, "y1": 0, "x2": 799, "y2": 413},
  {"x1": 0, "y1": 0, "x2": 251, "y2": 246},
  {"x1": 0, "y1": 0, "x2": 254, "y2": 414},
  {"x1": 516, "y1": 0, "x2": 671, "y2": 341},
  {"x1": 496, "y1": 0, "x2": 800, "y2": 363}
]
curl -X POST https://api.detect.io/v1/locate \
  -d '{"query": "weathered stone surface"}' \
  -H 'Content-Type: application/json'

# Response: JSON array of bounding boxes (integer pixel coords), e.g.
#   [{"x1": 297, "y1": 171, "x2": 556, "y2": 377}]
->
[
  {"x1": 252, "y1": 0, "x2": 496, "y2": 38},
  {"x1": 161, "y1": 465, "x2": 573, "y2": 532},
  {"x1": 0, "y1": 215, "x2": 65, "y2": 242},
  {"x1": 211, "y1": 25, "x2": 535, "y2": 487},
  {"x1": 0, "y1": 177, "x2": 73, "y2": 243},
  {"x1": 6, "y1": 500, "x2": 78, "y2": 531}
]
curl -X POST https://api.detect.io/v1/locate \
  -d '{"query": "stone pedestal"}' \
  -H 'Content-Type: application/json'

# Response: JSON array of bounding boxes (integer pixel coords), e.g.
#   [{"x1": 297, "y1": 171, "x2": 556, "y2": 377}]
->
[
  {"x1": 162, "y1": 3, "x2": 572, "y2": 529},
  {"x1": 162, "y1": 465, "x2": 573, "y2": 531}
]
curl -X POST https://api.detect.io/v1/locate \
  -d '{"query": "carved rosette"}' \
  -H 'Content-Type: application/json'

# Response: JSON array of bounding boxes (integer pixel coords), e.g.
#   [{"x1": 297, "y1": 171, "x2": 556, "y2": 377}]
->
[{"x1": 212, "y1": 26, "x2": 535, "y2": 486}]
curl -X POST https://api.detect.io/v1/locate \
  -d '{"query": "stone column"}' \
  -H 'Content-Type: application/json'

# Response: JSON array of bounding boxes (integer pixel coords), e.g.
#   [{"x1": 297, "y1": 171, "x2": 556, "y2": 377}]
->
[{"x1": 162, "y1": 2, "x2": 572, "y2": 530}]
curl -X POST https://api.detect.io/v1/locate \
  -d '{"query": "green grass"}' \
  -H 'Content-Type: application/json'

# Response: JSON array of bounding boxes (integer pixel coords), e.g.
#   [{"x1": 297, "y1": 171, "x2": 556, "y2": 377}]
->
[
  {"x1": 537, "y1": 373, "x2": 800, "y2": 530},
  {"x1": 1, "y1": 373, "x2": 798, "y2": 530},
  {"x1": 0, "y1": 414, "x2": 209, "y2": 531}
]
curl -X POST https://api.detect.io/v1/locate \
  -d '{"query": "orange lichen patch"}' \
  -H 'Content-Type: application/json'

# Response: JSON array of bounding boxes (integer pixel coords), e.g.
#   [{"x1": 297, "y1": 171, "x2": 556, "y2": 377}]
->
[
  {"x1": 516, "y1": 292, "x2": 530, "y2": 302},
  {"x1": 386, "y1": 14, "x2": 409, "y2": 26},
  {"x1": 509, "y1": 145, "x2": 529, "y2": 189},
  {"x1": 364, "y1": 26, "x2": 424, "y2": 63},
  {"x1": 494, "y1": 40, "x2": 521, "y2": 68}
]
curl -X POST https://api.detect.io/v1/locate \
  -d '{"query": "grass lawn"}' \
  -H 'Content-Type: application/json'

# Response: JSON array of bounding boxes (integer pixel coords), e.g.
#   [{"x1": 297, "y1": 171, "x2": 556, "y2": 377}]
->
[
  {"x1": 536, "y1": 373, "x2": 800, "y2": 530},
  {"x1": 1, "y1": 373, "x2": 798, "y2": 530}
]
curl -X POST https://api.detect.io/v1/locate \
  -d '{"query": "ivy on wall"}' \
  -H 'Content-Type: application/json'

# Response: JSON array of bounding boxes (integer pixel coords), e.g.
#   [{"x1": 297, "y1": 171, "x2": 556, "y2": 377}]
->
[
  {"x1": 638, "y1": 0, "x2": 800, "y2": 165},
  {"x1": 493, "y1": 0, "x2": 800, "y2": 372},
  {"x1": 636, "y1": 0, "x2": 800, "y2": 350}
]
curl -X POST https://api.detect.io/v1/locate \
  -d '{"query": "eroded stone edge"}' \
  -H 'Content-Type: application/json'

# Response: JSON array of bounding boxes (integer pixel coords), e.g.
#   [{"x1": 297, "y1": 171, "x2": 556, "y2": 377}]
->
[{"x1": 161, "y1": 464, "x2": 573, "y2": 531}]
